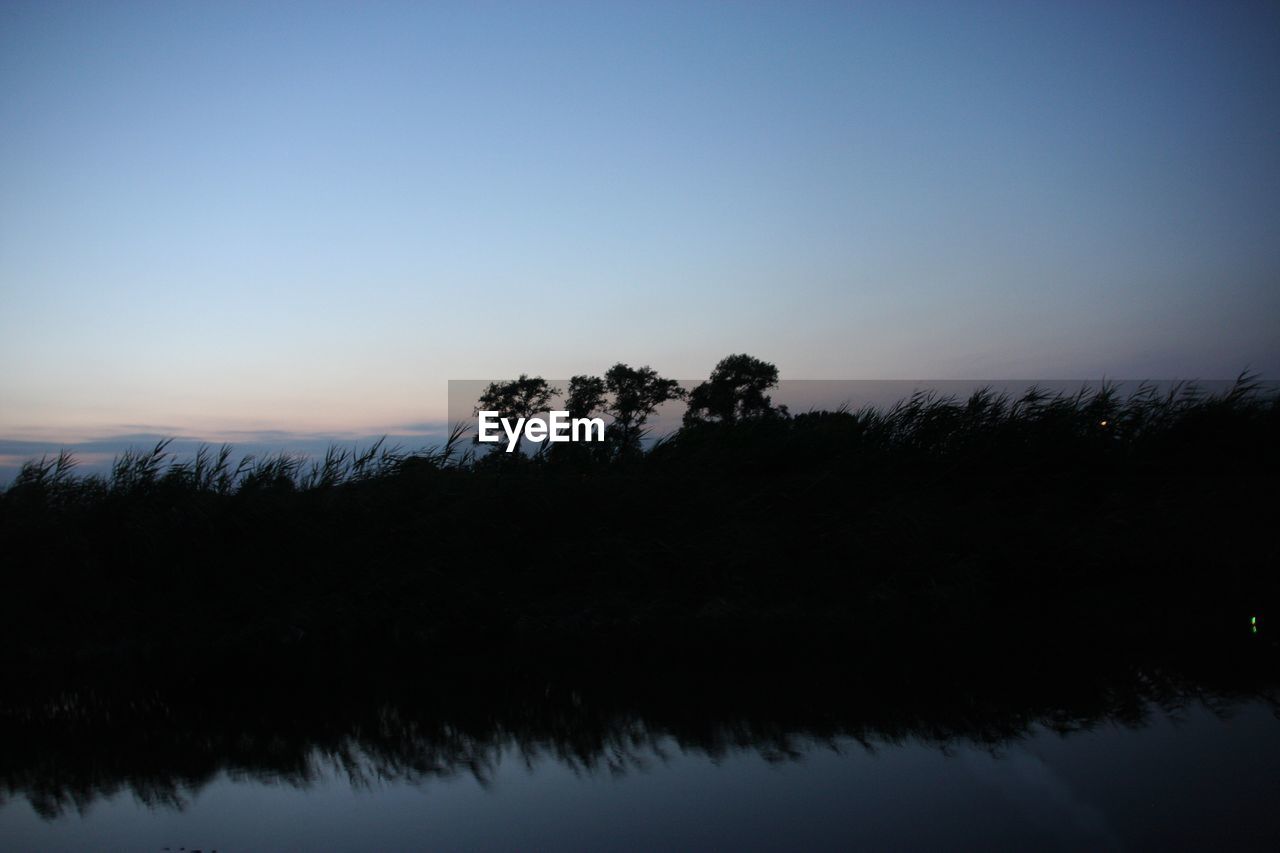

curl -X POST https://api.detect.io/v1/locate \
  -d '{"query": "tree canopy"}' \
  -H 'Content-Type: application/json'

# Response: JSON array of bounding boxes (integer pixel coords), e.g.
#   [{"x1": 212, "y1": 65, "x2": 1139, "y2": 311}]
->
[
  {"x1": 475, "y1": 374, "x2": 559, "y2": 456},
  {"x1": 684, "y1": 353, "x2": 783, "y2": 425},
  {"x1": 603, "y1": 363, "x2": 685, "y2": 455}
]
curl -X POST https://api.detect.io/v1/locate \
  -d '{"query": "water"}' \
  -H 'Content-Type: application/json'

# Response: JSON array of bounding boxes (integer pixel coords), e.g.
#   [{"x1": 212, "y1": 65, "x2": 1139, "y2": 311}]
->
[{"x1": 2, "y1": 686, "x2": 1277, "y2": 851}]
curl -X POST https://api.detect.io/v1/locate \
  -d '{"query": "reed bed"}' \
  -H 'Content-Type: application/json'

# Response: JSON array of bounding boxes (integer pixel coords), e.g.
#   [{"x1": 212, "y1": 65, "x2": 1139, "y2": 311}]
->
[{"x1": 1, "y1": 377, "x2": 1275, "y2": 679}]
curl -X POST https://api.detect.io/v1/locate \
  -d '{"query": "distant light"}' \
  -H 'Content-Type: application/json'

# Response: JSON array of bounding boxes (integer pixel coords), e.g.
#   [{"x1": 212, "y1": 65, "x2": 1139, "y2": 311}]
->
[
  {"x1": 1252, "y1": 615, "x2": 1259, "y2": 634},
  {"x1": 1099, "y1": 420, "x2": 1109, "y2": 427}
]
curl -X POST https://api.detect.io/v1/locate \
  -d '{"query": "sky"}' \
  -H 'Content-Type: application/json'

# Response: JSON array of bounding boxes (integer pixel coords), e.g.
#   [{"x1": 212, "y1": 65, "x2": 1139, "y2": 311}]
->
[{"x1": 2, "y1": 0, "x2": 1278, "y2": 456}]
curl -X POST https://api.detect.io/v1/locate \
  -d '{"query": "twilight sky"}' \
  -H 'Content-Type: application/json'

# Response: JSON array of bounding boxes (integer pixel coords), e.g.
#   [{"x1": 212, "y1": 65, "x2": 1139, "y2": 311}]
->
[{"x1": 2, "y1": 0, "x2": 1278, "y2": 445}]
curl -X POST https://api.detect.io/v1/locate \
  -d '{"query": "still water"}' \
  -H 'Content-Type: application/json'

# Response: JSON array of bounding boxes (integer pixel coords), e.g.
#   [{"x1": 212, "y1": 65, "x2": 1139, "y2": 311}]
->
[{"x1": 1, "y1": 683, "x2": 1277, "y2": 851}]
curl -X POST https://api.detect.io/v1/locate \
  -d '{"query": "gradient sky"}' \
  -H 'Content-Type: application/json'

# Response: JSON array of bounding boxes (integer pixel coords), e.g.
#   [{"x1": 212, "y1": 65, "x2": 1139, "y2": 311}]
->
[{"x1": 2, "y1": 0, "x2": 1278, "y2": 443}]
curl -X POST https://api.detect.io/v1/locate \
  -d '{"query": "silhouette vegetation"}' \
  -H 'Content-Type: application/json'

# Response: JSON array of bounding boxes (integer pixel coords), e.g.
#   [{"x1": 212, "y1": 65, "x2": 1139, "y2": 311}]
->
[
  {"x1": 1, "y1": 356, "x2": 1277, "y2": 682},
  {"x1": 685, "y1": 353, "x2": 786, "y2": 425}
]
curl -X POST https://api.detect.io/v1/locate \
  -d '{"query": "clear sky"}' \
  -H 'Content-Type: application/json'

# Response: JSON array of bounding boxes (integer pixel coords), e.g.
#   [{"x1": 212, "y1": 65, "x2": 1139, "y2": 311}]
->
[{"x1": 2, "y1": 0, "x2": 1278, "y2": 444}]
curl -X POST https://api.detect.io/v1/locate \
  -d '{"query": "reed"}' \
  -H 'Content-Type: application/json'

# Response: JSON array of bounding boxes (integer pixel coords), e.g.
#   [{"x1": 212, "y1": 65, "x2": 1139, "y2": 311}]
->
[{"x1": 0, "y1": 371, "x2": 1274, "y2": 680}]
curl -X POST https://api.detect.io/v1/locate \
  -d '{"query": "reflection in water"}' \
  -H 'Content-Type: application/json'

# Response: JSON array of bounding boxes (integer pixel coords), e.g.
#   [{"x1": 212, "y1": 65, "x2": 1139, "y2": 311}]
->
[{"x1": 1, "y1": 649, "x2": 1278, "y2": 851}]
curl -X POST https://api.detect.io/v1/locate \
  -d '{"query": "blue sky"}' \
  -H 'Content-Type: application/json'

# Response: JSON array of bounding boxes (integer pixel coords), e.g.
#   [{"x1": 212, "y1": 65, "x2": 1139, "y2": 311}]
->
[{"x1": 2, "y1": 0, "x2": 1278, "y2": 453}]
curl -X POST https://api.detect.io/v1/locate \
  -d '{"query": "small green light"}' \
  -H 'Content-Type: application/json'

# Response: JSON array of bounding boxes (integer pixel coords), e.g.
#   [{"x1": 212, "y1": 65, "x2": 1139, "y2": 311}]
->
[{"x1": 1253, "y1": 616, "x2": 1258, "y2": 625}]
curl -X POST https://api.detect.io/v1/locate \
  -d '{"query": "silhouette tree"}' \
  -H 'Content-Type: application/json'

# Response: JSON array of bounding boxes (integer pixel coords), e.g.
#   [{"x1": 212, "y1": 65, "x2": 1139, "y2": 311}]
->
[
  {"x1": 565, "y1": 375, "x2": 607, "y2": 419},
  {"x1": 474, "y1": 374, "x2": 559, "y2": 457},
  {"x1": 603, "y1": 363, "x2": 684, "y2": 456},
  {"x1": 546, "y1": 374, "x2": 610, "y2": 465},
  {"x1": 684, "y1": 353, "x2": 785, "y2": 425}
]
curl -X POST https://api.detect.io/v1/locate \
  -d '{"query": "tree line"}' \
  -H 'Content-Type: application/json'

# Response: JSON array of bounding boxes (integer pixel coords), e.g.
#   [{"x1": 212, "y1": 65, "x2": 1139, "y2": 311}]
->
[{"x1": 474, "y1": 353, "x2": 785, "y2": 459}]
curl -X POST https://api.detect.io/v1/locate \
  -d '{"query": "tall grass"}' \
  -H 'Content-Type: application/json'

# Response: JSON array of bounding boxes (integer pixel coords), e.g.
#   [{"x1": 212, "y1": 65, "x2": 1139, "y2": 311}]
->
[
  {"x1": 5, "y1": 423, "x2": 471, "y2": 505},
  {"x1": 4, "y1": 377, "x2": 1273, "y2": 499},
  {"x1": 0, "y1": 379, "x2": 1274, "y2": 679}
]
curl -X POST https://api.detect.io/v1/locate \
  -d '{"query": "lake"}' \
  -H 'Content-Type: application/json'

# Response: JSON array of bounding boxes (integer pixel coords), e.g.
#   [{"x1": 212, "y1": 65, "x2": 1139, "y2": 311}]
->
[{"x1": 2, "y1": 666, "x2": 1277, "y2": 851}]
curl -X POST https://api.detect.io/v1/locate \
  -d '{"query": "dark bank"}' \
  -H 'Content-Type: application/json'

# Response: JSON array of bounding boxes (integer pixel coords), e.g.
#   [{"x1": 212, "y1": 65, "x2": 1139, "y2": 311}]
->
[{"x1": 2, "y1": 359, "x2": 1277, "y2": 679}]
